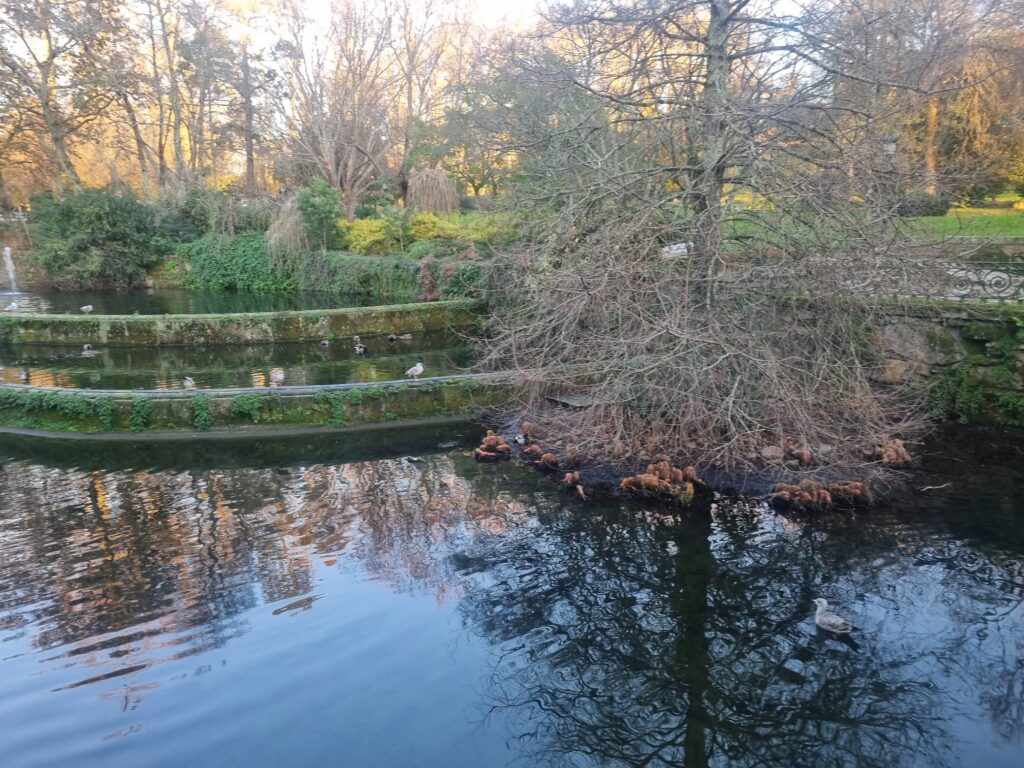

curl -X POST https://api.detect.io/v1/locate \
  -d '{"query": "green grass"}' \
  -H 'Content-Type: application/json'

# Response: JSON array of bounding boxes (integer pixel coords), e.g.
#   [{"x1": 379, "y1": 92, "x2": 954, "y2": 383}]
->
[{"x1": 907, "y1": 207, "x2": 1024, "y2": 239}]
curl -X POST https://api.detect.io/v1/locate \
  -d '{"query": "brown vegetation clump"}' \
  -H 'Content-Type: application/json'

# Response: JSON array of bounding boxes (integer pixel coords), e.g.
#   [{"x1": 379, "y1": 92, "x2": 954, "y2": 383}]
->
[
  {"x1": 522, "y1": 444, "x2": 543, "y2": 459},
  {"x1": 418, "y1": 260, "x2": 440, "y2": 302},
  {"x1": 408, "y1": 168, "x2": 459, "y2": 215},
  {"x1": 769, "y1": 479, "x2": 870, "y2": 510},
  {"x1": 537, "y1": 452, "x2": 559, "y2": 470},
  {"x1": 561, "y1": 471, "x2": 589, "y2": 501},
  {"x1": 474, "y1": 429, "x2": 511, "y2": 462},
  {"x1": 873, "y1": 439, "x2": 912, "y2": 466},
  {"x1": 620, "y1": 461, "x2": 700, "y2": 504}
]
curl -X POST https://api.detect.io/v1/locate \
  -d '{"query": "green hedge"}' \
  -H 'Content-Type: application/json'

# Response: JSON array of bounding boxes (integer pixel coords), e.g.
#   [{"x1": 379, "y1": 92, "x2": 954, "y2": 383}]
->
[
  {"x1": 179, "y1": 233, "x2": 294, "y2": 293},
  {"x1": 299, "y1": 251, "x2": 483, "y2": 301},
  {"x1": 28, "y1": 187, "x2": 169, "y2": 289}
]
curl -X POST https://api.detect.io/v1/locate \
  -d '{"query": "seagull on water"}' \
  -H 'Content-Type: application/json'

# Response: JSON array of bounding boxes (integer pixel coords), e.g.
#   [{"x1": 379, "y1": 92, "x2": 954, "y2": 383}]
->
[
  {"x1": 80, "y1": 304, "x2": 93, "y2": 314},
  {"x1": 812, "y1": 598, "x2": 859, "y2": 634},
  {"x1": 405, "y1": 360, "x2": 424, "y2": 379}
]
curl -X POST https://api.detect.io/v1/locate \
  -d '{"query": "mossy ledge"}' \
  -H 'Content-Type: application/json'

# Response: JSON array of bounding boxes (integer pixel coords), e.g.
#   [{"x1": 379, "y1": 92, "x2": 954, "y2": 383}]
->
[
  {"x1": 0, "y1": 375, "x2": 510, "y2": 435},
  {"x1": 0, "y1": 299, "x2": 482, "y2": 346}
]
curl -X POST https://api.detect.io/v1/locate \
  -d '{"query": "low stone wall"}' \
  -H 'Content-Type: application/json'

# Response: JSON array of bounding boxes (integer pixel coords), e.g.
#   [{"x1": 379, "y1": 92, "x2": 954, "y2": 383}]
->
[
  {"x1": 0, "y1": 375, "x2": 510, "y2": 434},
  {"x1": 0, "y1": 299, "x2": 482, "y2": 346},
  {"x1": 876, "y1": 302, "x2": 1024, "y2": 426}
]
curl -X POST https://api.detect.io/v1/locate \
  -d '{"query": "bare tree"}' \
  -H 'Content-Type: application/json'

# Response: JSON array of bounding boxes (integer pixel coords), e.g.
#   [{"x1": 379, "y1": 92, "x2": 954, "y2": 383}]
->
[
  {"x1": 474, "y1": 0, "x2": 996, "y2": 477},
  {"x1": 0, "y1": 0, "x2": 127, "y2": 190},
  {"x1": 276, "y1": 0, "x2": 395, "y2": 218}
]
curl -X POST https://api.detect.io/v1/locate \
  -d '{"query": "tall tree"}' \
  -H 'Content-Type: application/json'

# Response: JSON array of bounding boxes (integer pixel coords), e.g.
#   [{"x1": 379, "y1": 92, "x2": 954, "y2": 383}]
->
[{"x1": 0, "y1": 0, "x2": 125, "y2": 190}]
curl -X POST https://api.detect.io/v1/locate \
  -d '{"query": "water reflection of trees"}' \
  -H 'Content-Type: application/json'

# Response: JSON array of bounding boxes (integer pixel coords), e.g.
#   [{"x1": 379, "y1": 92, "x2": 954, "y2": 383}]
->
[
  {"x1": 1, "y1": 453, "x2": 1021, "y2": 765},
  {"x1": 454, "y1": 501, "x2": 1023, "y2": 767},
  {"x1": 0, "y1": 455, "x2": 536, "y2": 689}
]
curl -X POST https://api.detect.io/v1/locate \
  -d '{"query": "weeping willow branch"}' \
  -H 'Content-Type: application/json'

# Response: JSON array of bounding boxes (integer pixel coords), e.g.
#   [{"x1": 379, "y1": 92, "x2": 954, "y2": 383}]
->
[{"x1": 408, "y1": 168, "x2": 459, "y2": 215}]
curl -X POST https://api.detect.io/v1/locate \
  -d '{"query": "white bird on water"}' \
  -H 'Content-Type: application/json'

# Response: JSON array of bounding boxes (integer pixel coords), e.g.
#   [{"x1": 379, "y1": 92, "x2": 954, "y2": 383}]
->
[
  {"x1": 182, "y1": 376, "x2": 196, "y2": 389},
  {"x1": 405, "y1": 360, "x2": 424, "y2": 379},
  {"x1": 812, "y1": 598, "x2": 859, "y2": 634},
  {"x1": 80, "y1": 304, "x2": 93, "y2": 314}
]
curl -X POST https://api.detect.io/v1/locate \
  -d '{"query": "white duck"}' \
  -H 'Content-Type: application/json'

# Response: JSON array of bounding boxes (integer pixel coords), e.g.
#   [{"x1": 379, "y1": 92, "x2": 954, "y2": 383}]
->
[
  {"x1": 812, "y1": 598, "x2": 858, "y2": 634},
  {"x1": 182, "y1": 376, "x2": 196, "y2": 389},
  {"x1": 405, "y1": 360, "x2": 424, "y2": 379},
  {"x1": 80, "y1": 304, "x2": 93, "y2": 314}
]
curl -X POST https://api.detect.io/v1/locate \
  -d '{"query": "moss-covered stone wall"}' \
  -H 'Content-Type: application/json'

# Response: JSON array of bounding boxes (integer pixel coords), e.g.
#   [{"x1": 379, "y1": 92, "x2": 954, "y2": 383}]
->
[
  {"x1": 0, "y1": 299, "x2": 482, "y2": 346},
  {"x1": 0, "y1": 376, "x2": 509, "y2": 434},
  {"x1": 876, "y1": 303, "x2": 1024, "y2": 426}
]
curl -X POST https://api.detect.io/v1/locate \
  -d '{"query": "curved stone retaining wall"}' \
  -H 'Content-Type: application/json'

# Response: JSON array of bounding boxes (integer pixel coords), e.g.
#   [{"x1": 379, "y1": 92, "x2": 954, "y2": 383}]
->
[
  {"x1": 0, "y1": 299, "x2": 481, "y2": 346},
  {"x1": 0, "y1": 374, "x2": 510, "y2": 434},
  {"x1": 876, "y1": 302, "x2": 1024, "y2": 426}
]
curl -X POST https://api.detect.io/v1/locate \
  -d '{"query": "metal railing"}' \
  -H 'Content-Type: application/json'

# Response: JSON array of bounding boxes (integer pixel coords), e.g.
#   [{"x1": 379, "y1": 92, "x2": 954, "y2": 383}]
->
[{"x1": 737, "y1": 259, "x2": 1024, "y2": 305}]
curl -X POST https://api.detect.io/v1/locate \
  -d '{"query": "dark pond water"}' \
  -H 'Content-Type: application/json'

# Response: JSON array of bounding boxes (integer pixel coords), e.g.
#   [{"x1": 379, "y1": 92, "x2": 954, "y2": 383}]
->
[
  {"x1": 0, "y1": 426, "x2": 1021, "y2": 768},
  {"x1": 0, "y1": 288, "x2": 382, "y2": 315},
  {"x1": 0, "y1": 331, "x2": 472, "y2": 389}
]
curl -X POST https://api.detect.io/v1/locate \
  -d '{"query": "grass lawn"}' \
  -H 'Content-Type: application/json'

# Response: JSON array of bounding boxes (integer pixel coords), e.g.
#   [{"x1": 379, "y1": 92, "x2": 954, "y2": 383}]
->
[{"x1": 908, "y1": 207, "x2": 1024, "y2": 239}]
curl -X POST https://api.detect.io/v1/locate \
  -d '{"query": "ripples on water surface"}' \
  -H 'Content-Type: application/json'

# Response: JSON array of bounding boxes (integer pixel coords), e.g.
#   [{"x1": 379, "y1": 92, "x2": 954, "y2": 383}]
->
[{"x1": 0, "y1": 427, "x2": 1021, "y2": 767}]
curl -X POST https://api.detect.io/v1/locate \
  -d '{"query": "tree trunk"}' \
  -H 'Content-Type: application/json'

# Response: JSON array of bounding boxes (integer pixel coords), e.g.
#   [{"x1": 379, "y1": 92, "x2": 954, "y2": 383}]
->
[
  {"x1": 156, "y1": 1, "x2": 186, "y2": 180},
  {"x1": 121, "y1": 93, "x2": 153, "y2": 200},
  {"x1": 38, "y1": 86, "x2": 81, "y2": 190},
  {"x1": 692, "y1": 0, "x2": 731, "y2": 299},
  {"x1": 924, "y1": 96, "x2": 939, "y2": 195},
  {"x1": 240, "y1": 49, "x2": 257, "y2": 191}
]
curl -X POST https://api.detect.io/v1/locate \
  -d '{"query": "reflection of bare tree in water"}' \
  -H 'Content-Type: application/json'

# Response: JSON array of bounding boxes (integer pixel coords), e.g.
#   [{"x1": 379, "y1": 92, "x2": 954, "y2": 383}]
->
[
  {"x1": 0, "y1": 455, "x2": 543, "y2": 663},
  {"x1": 455, "y1": 503, "x2": 967, "y2": 768},
  {"x1": 1, "y1": 453, "x2": 1021, "y2": 761}
]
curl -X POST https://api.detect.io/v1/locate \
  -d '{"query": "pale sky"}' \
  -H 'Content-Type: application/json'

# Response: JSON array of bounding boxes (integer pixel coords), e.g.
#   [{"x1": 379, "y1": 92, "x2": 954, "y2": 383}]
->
[{"x1": 283, "y1": 0, "x2": 540, "y2": 29}]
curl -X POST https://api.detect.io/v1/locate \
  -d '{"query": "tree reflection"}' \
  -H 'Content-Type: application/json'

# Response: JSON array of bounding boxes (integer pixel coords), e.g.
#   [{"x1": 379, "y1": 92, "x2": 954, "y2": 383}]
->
[
  {"x1": 451, "y1": 498, "x2": 1023, "y2": 767},
  {"x1": 0, "y1": 450, "x2": 1021, "y2": 765},
  {"x1": 0, "y1": 453, "x2": 542, "y2": 692}
]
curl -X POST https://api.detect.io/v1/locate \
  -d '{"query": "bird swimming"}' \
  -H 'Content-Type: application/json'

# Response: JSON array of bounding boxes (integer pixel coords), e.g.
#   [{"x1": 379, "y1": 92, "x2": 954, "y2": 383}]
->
[
  {"x1": 405, "y1": 360, "x2": 424, "y2": 379},
  {"x1": 812, "y1": 598, "x2": 858, "y2": 634},
  {"x1": 353, "y1": 336, "x2": 367, "y2": 355},
  {"x1": 80, "y1": 304, "x2": 93, "y2": 314}
]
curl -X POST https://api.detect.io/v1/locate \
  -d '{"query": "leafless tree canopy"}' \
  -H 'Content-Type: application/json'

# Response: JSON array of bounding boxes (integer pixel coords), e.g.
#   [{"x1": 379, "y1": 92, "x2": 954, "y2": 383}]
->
[{"x1": 475, "y1": 0, "x2": 1024, "y2": 475}]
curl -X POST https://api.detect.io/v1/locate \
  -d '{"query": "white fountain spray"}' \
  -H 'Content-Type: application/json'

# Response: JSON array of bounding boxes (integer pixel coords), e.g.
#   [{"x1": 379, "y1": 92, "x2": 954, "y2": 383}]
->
[{"x1": 3, "y1": 247, "x2": 17, "y2": 292}]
